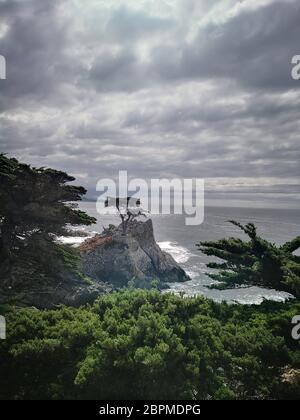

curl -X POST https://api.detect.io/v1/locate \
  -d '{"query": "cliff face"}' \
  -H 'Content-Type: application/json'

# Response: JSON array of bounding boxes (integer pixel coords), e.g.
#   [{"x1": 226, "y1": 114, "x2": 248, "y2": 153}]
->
[
  {"x1": 0, "y1": 220, "x2": 188, "y2": 308},
  {"x1": 80, "y1": 219, "x2": 190, "y2": 288}
]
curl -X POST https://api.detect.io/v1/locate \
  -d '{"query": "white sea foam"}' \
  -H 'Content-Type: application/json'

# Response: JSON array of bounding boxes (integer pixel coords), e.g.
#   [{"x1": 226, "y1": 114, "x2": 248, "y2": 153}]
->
[
  {"x1": 57, "y1": 234, "x2": 94, "y2": 247},
  {"x1": 158, "y1": 241, "x2": 194, "y2": 264},
  {"x1": 186, "y1": 271, "x2": 199, "y2": 279},
  {"x1": 164, "y1": 280, "x2": 292, "y2": 304}
]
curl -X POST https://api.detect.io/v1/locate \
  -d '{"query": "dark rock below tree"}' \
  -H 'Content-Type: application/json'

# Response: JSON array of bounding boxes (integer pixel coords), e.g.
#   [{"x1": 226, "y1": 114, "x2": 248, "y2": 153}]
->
[
  {"x1": 80, "y1": 219, "x2": 190, "y2": 289},
  {"x1": 0, "y1": 273, "x2": 111, "y2": 310}
]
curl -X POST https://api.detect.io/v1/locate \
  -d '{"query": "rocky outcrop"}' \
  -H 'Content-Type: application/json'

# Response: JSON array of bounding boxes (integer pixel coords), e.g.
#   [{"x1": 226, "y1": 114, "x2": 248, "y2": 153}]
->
[
  {"x1": 0, "y1": 219, "x2": 188, "y2": 308},
  {"x1": 80, "y1": 219, "x2": 190, "y2": 288}
]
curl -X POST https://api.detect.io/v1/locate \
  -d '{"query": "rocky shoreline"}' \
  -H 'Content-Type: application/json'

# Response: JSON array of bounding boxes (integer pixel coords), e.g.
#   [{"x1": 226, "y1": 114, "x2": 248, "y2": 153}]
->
[
  {"x1": 80, "y1": 219, "x2": 190, "y2": 289},
  {"x1": 0, "y1": 220, "x2": 189, "y2": 309}
]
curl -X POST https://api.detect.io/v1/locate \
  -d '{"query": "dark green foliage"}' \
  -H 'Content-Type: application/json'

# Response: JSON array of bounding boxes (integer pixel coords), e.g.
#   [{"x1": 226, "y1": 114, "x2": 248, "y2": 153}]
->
[
  {"x1": 1, "y1": 155, "x2": 299, "y2": 400},
  {"x1": 0, "y1": 154, "x2": 96, "y2": 285},
  {"x1": 198, "y1": 221, "x2": 300, "y2": 298},
  {"x1": 0, "y1": 290, "x2": 299, "y2": 400}
]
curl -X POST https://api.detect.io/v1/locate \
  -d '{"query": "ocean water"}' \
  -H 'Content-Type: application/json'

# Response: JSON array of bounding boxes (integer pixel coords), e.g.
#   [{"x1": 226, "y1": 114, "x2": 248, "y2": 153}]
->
[{"x1": 71, "y1": 203, "x2": 300, "y2": 304}]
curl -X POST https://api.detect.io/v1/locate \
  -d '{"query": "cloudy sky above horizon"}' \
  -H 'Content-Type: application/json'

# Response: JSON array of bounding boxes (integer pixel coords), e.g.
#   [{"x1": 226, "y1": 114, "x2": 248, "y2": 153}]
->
[{"x1": 0, "y1": 0, "x2": 300, "y2": 208}]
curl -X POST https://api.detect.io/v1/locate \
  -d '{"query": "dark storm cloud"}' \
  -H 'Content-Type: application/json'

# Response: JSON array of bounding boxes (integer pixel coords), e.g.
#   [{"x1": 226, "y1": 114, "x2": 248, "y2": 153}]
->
[
  {"x1": 85, "y1": 0, "x2": 300, "y2": 93},
  {"x1": 0, "y1": 0, "x2": 74, "y2": 111},
  {"x1": 87, "y1": 49, "x2": 148, "y2": 93},
  {"x1": 85, "y1": 5, "x2": 175, "y2": 92},
  {"x1": 148, "y1": 1, "x2": 300, "y2": 91},
  {"x1": 0, "y1": 0, "x2": 299, "y2": 207},
  {"x1": 0, "y1": 114, "x2": 59, "y2": 156}
]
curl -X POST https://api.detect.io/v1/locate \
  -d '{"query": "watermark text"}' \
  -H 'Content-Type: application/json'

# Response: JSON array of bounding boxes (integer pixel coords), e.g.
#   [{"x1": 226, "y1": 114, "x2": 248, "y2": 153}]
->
[
  {"x1": 0, "y1": 55, "x2": 6, "y2": 80},
  {"x1": 291, "y1": 55, "x2": 300, "y2": 80},
  {"x1": 96, "y1": 171, "x2": 204, "y2": 226},
  {"x1": 0, "y1": 316, "x2": 6, "y2": 340}
]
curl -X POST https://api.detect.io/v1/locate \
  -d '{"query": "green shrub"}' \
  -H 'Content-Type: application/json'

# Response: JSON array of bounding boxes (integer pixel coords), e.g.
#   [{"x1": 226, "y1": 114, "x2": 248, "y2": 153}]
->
[{"x1": 1, "y1": 290, "x2": 299, "y2": 400}]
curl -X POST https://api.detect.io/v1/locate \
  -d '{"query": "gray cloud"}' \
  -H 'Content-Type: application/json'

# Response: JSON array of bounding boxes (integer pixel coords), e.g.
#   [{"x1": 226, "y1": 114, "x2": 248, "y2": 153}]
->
[
  {"x1": 0, "y1": 0, "x2": 299, "y2": 208},
  {"x1": 149, "y1": 1, "x2": 300, "y2": 91},
  {"x1": 0, "y1": 0, "x2": 75, "y2": 111},
  {"x1": 105, "y1": 6, "x2": 174, "y2": 43},
  {"x1": 87, "y1": 49, "x2": 147, "y2": 93}
]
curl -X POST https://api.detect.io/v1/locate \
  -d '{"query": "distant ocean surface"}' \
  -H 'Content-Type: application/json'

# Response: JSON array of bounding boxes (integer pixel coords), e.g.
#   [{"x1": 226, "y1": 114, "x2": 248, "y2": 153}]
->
[{"x1": 70, "y1": 203, "x2": 300, "y2": 304}]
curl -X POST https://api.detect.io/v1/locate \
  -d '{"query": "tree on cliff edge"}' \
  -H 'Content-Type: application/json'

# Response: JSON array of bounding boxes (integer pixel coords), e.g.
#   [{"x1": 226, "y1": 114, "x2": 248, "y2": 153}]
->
[
  {"x1": 104, "y1": 196, "x2": 146, "y2": 235},
  {"x1": 0, "y1": 154, "x2": 96, "y2": 285},
  {"x1": 198, "y1": 221, "x2": 300, "y2": 299}
]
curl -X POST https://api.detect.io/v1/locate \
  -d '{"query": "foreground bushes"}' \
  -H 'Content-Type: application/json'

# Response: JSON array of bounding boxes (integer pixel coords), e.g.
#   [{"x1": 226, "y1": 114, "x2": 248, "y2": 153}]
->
[{"x1": 1, "y1": 290, "x2": 300, "y2": 400}]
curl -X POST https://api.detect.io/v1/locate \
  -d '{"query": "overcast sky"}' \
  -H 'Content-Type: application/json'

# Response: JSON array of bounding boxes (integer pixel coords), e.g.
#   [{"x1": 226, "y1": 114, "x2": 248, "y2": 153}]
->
[{"x1": 0, "y1": 0, "x2": 299, "y2": 207}]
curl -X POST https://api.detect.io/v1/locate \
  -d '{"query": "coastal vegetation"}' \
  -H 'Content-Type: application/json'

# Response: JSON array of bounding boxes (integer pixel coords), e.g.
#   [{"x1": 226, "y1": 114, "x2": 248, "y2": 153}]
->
[
  {"x1": 0, "y1": 291, "x2": 300, "y2": 400},
  {"x1": 0, "y1": 154, "x2": 95, "y2": 287},
  {"x1": 198, "y1": 221, "x2": 300, "y2": 299},
  {"x1": 0, "y1": 155, "x2": 300, "y2": 400}
]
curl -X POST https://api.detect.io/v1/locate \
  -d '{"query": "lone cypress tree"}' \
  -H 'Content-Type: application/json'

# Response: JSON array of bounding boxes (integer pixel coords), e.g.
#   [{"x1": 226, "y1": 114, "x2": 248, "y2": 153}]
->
[
  {"x1": 0, "y1": 154, "x2": 96, "y2": 285},
  {"x1": 198, "y1": 221, "x2": 300, "y2": 298},
  {"x1": 104, "y1": 196, "x2": 146, "y2": 235}
]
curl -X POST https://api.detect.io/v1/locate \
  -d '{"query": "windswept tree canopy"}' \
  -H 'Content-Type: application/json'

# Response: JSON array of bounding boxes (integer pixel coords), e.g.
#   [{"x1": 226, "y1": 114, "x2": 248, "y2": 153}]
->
[
  {"x1": 104, "y1": 196, "x2": 146, "y2": 235},
  {"x1": 198, "y1": 221, "x2": 300, "y2": 299},
  {"x1": 0, "y1": 154, "x2": 96, "y2": 284}
]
